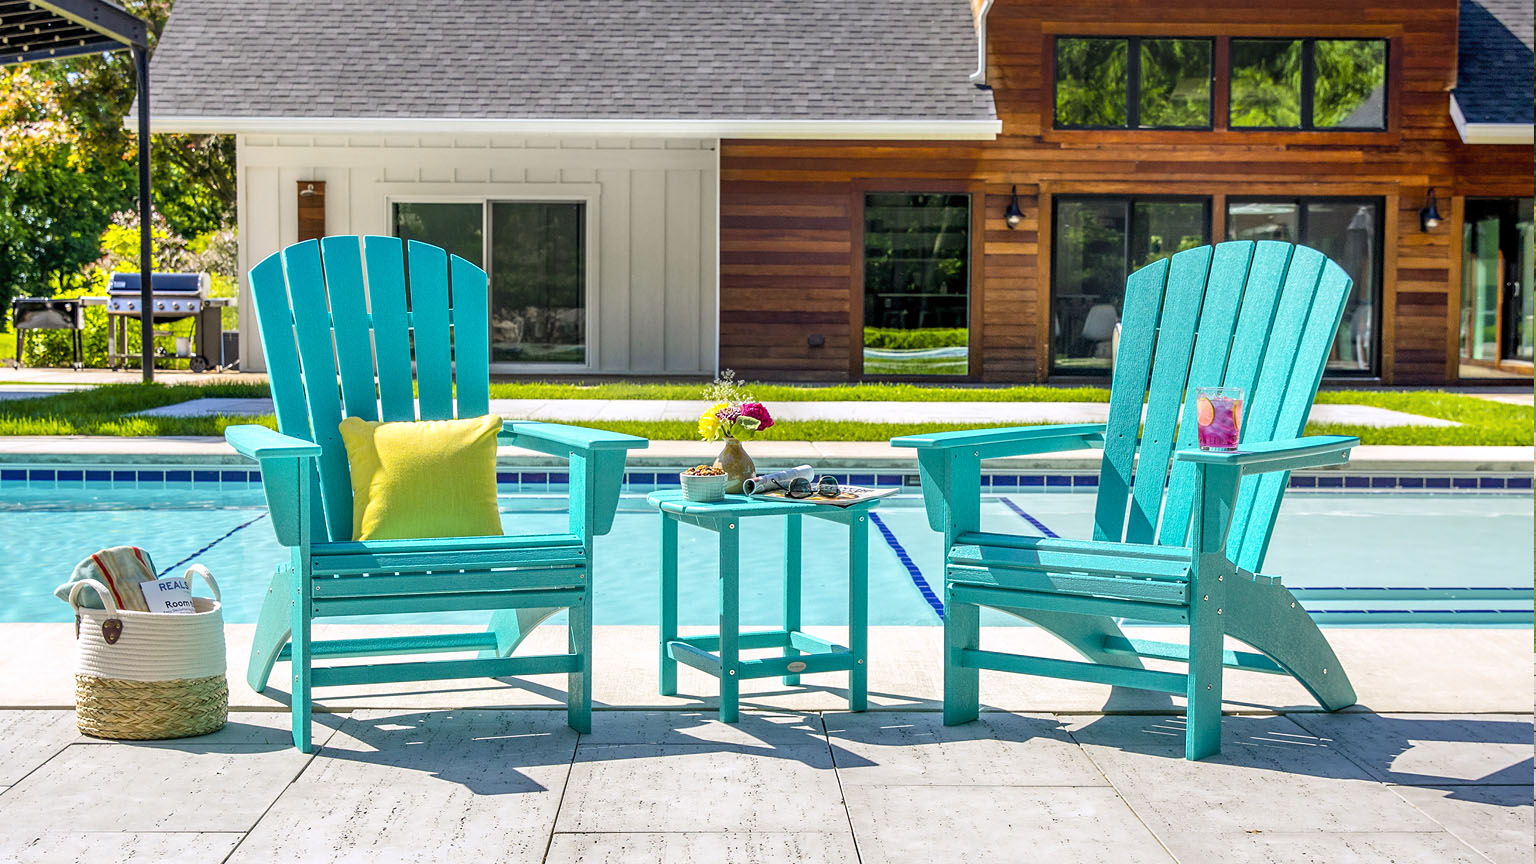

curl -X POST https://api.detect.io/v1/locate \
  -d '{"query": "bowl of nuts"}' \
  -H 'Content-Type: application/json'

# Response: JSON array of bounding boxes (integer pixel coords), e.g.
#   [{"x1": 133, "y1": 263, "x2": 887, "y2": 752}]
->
[{"x1": 680, "y1": 465, "x2": 728, "y2": 502}]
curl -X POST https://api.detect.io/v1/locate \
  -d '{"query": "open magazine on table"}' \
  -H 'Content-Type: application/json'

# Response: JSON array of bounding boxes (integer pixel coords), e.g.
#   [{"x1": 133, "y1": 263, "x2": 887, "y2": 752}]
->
[{"x1": 742, "y1": 465, "x2": 900, "y2": 508}]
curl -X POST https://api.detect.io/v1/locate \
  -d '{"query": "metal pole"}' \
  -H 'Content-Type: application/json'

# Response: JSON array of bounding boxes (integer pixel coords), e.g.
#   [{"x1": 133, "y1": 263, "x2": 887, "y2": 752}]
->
[{"x1": 134, "y1": 44, "x2": 153, "y2": 383}]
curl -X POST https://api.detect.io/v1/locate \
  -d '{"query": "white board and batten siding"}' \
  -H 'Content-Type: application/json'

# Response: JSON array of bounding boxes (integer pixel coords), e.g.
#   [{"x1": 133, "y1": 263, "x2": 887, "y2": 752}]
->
[{"x1": 236, "y1": 135, "x2": 720, "y2": 375}]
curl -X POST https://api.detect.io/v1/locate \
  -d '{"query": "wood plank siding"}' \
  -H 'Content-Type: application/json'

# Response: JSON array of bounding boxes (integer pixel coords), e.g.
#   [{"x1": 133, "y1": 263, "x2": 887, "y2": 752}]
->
[{"x1": 718, "y1": 0, "x2": 1533, "y2": 384}]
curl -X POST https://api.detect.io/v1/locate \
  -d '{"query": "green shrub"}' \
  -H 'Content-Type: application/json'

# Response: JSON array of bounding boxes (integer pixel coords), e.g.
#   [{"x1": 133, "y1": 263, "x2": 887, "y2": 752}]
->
[{"x1": 862, "y1": 327, "x2": 969, "y2": 351}]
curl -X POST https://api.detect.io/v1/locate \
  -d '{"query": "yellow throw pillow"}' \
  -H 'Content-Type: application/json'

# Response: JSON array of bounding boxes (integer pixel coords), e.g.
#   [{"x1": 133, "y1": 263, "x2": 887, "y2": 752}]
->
[{"x1": 338, "y1": 415, "x2": 504, "y2": 542}]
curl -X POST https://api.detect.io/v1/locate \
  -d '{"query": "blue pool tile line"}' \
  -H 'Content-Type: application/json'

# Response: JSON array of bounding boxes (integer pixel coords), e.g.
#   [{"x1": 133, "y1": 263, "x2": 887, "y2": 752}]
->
[
  {"x1": 0, "y1": 465, "x2": 1528, "y2": 494},
  {"x1": 998, "y1": 496, "x2": 1061, "y2": 539},
  {"x1": 868, "y1": 511, "x2": 944, "y2": 621}
]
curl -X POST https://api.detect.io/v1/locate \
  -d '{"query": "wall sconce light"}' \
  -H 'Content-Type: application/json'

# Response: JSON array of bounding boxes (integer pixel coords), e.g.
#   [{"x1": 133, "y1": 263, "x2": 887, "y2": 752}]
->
[
  {"x1": 299, "y1": 183, "x2": 319, "y2": 198},
  {"x1": 1003, "y1": 185, "x2": 1024, "y2": 229},
  {"x1": 1418, "y1": 187, "x2": 1442, "y2": 231}
]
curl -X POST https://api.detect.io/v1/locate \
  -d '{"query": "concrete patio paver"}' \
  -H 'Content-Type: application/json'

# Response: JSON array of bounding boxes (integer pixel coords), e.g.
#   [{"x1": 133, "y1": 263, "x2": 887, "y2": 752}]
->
[
  {"x1": 1286, "y1": 712, "x2": 1535, "y2": 786},
  {"x1": 823, "y1": 711, "x2": 1106, "y2": 787},
  {"x1": 1153, "y1": 830, "x2": 1493, "y2": 864},
  {"x1": 1064, "y1": 714, "x2": 1466, "y2": 837},
  {"x1": 545, "y1": 831, "x2": 860, "y2": 864},
  {"x1": 0, "y1": 710, "x2": 78, "y2": 785},
  {"x1": 844, "y1": 784, "x2": 1177, "y2": 864},
  {"x1": 1389, "y1": 784, "x2": 1535, "y2": 864},
  {"x1": 228, "y1": 709, "x2": 576, "y2": 864},
  {"x1": 0, "y1": 831, "x2": 243, "y2": 864},
  {"x1": 556, "y1": 741, "x2": 846, "y2": 834}
]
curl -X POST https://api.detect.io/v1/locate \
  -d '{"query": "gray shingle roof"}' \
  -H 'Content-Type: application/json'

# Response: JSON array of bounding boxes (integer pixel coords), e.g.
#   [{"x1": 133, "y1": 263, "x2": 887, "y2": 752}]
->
[
  {"x1": 147, "y1": 0, "x2": 995, "y2": 126},
  {"x1": 1455, "y1": 0, "x2": 1534, "y2": 125}
]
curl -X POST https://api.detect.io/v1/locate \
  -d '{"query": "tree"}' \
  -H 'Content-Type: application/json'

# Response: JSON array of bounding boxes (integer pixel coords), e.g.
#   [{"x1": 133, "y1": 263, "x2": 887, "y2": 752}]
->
[{"x1": 0, "y1": 0, "x2": 235, "y2": 312}]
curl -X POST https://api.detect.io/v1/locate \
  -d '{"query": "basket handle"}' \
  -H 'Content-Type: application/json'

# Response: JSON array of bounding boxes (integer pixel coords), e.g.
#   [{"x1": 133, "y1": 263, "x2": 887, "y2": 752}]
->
[
  {"x1": 182, "y1": 564, "x2": 221, "y2": 602},
  {"x1": 67, "y1": 578, "x2": 118, "y2": 612}
]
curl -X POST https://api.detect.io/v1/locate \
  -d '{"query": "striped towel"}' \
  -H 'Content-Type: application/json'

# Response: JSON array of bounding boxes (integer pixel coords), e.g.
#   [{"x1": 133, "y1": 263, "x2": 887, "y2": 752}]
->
[{"x1": 53, "y1": 546, "x2": 159, "y2": 612}]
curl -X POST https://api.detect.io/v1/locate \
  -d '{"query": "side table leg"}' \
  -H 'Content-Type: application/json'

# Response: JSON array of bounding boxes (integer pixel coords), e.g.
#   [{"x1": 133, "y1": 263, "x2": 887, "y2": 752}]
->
[
  {"x1": 659, "y1": 513, "x2": 678, "y2": 697},
  {"x1": 719, "y1": 519, "x2": 740, "y2": 723},
  {"x1": 782, "y1": 513, "x2": 802, "y2": 686},
  {"x1": 849, "y1": 512, "x2": 869, "y2": 712}
]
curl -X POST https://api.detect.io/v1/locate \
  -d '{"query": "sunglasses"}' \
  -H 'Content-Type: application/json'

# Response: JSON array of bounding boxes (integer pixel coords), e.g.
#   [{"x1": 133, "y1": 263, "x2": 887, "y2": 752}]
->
[{"x1": 777, "y1": 475, "x2": 841, "y2": 499}]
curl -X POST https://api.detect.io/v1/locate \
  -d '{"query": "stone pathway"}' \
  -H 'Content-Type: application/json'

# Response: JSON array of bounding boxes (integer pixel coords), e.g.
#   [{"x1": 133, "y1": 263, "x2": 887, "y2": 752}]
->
[
  {"x1": 0, "y1": 707, "x2": 1527, "y2": 863},
  {"x1": 131, "y1": 396, "x2": 1465, "y2": 428}
]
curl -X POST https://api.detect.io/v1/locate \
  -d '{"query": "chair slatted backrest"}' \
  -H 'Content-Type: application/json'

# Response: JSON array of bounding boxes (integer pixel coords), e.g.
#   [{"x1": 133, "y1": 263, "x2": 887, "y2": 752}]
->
[
  {"x1": 247, "y1": 236, "x2": 492, "y2": 543},
  {"x1": 1091, "y1": 241, "x2": 1352, "y2": 571}
]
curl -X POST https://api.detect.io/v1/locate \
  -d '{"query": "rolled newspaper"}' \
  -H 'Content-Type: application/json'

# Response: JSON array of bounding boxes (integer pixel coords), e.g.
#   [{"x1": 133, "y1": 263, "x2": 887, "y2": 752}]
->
[{"x1": 742, "y1": 465, "x2": 815, "y2": 496}]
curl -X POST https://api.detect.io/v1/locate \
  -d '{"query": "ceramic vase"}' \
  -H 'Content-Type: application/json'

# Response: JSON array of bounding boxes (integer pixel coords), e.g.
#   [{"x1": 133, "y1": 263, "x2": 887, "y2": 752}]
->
[{"x1": 712, "y1": 438, "x2": 755, "y2": 494}]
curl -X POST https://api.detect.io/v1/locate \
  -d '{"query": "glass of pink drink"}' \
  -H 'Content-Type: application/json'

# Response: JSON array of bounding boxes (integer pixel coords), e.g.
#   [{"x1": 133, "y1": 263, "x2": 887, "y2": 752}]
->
[{"x1": 1196, "y1": 387, "x2": 1243, "y2": 451}]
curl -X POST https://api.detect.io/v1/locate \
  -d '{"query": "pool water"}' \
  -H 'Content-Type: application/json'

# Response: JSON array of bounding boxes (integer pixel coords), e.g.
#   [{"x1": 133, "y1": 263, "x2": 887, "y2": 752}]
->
[{"x1": 3, "y1": 486, "x2": 1529, "y2": 626}]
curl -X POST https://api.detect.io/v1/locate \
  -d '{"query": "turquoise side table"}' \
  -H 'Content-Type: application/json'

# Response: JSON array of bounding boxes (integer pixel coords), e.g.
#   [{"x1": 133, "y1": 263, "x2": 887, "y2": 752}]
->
[{"x1": 645, "y1": 490, "x2": 875, "y2": 722}]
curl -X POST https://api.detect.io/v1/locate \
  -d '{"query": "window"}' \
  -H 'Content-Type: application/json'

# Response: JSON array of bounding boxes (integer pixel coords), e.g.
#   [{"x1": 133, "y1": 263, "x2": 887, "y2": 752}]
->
[
  {"x1": 1226, "y1": 198, "x2": 1382, "y2": 374},
  {"x1": 1051, "y1": 196, "x2": 1211, "y2": 372},
  {"x1": 1230, "y1": 38, "x2": 1386, "y2": 130},
  {"x1": 862, "y1": 193, "x2": 970, "y2": 376},
  {"x1": 391, "y1": 200, "x2": 589, "y2": 366},
  {"x1": 1055, "y1": 37, "x2": 1213, "y2": 129}
]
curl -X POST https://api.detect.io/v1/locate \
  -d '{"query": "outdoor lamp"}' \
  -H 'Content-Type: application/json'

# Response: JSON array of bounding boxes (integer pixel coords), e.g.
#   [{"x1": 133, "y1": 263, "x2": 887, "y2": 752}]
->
[
  {"x1": 1419, "y1": 188, "x2": 1443, "y2": 231},
  {"x1": 1004, "y1": 185, "x2": 1024, "y2": 229}
]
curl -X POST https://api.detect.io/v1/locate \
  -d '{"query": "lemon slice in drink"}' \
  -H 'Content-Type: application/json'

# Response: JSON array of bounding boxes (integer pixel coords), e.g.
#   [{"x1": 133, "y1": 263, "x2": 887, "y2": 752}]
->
[{"x1": 1196, "y1": 396, "x2": 1215, "y2": 426}]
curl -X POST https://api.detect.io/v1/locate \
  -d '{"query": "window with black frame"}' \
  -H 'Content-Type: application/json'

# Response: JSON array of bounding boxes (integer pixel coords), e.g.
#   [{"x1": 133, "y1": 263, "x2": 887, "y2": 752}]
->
[
  {"x1": 1226, "y1": 198, "x2": 1382, "y2": 373},
  {"x1": 1229, "y1": 38, "x2": 1386, "y2": 130},
  {"x1": 862, "y1": 193, "x2": 970, "y2": 376},
  {"x1": 1051, "y1": 197, "x2": 1211, "y2": 372},
  {"x1": 1055, "y1": 37, "x2": 1213, "y2": 129}
]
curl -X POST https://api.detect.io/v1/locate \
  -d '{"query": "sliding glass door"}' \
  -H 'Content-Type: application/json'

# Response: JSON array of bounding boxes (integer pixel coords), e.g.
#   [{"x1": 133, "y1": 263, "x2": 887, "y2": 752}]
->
[
  {"x1": 391, "y1": 200, "x2": 589, "y2": 367},
  {"x1": 1051, "y1": 196, "x2": 1210, "y2": 373},
  {"x1": 1462, "y1": 198, "x2": 1534, "y2": 375}
]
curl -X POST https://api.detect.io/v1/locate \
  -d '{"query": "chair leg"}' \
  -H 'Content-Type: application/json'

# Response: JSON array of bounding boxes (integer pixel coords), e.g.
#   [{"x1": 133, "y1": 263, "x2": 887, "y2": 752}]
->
[
  {"x1": 567, "y1": 590, "x2": 593, "y2": 734},
  {"x1": 482, "y1": 607, "x2": 563, "y2": 659},
  {"x1": 944, "y1": 585, "x2": 980, "y2": 726},
  {"x1": 247, "y1": 564, "x2": 293, "y2": 693},
  {"x1": 288, "y1": 561, "x2": 313, "y2": 754},
  {"x1": 1224, "y1": 578, "x2": 1357, "y2": 712},
  {"x1": 1184, "y1": 605, "x2": 1224, "y2": 761}
]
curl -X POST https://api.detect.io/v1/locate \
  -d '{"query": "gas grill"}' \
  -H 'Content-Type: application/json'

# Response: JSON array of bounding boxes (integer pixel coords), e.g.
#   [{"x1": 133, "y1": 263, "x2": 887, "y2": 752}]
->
[
  {"x1": 105, "y1": 272, "x2": 233, "y2": 371},
  {"x1": 10, "y1": 298, "x2": 86, "y2": 369}
]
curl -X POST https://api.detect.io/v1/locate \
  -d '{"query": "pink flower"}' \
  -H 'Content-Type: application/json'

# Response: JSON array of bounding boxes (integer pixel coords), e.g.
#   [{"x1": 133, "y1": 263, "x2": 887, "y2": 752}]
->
[
  {"x1": 714, "y1": 405, "x2": 741, "y2": 422},
  {"x1": 739, "y1": 402, "x2": 773, "y2": 430}
]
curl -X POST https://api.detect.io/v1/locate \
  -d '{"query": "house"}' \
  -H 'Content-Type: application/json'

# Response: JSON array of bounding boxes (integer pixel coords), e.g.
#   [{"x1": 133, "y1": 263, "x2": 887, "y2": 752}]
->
[{"x1": 147, "y1": 0, "x2": 1532, "y2": 384}]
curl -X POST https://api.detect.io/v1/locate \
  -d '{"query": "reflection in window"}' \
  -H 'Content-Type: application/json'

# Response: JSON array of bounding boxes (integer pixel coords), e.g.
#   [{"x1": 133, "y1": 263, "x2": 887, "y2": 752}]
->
[
  {"x1": 1140, "y1": 39, "x2": 1213, "y2": 128},
  {"x1": 863, "y1": 193, "x2": 970, "y2": 376},
  {"x1": 392, "y1": 202, "x2": 484, "y2": 267},
  {"x1": 1055, "y1": 38, "x2": 1128, "y2": 128},
  {"x1": 1056, "y1": 37, "x2": 1212, "y2": 129},
  {"x1": 391, "y1": 200, "x2": 588, "y2": 366},
  {"x1": 1052, "y1": 197, "x2": 1210, "y2": 372},
  {"x1": 1230, "y1": 38, "x2": 1386, "y2": 130},
  {"x1": 1313, "y1": 40, "x2": 1387, "y2": 128},
  {"x1": 489, "y1": 202, "x2": 586, "y2": 364},
  {"x1": 1226, "y1": 198, "x2": 1381, "y2": 373}
]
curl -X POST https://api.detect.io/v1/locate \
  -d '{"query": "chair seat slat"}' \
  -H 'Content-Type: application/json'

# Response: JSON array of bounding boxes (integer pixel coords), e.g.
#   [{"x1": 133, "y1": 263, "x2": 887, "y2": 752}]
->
[
  {"x1": 311, "y1": 568, "x2": 586, "y2": 598},
  {"x1": 947, "y1": 563, "x2": 1190, "y2": 605},
  {"x1": 948, "y1": 544, "x2": 1190, "y2": 581}
]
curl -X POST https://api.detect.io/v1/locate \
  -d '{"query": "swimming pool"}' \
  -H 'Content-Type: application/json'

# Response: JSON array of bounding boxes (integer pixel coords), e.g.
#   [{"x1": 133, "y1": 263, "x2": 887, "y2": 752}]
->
[{"x1": 2, "y1": 480, "x2": 1529, "y2": 626}]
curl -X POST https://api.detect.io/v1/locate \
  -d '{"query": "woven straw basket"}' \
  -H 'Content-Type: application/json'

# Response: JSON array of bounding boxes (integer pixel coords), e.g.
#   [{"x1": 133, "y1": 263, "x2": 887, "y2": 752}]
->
[{"x1": 68, "y1": 565, "x2": 228, "y2": 740}]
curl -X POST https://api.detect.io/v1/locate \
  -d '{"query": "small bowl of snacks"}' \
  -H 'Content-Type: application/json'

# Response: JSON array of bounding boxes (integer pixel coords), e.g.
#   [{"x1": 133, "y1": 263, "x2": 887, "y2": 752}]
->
[{"x1": 680, "y1": 465, "x2": 728, "y2": 502}]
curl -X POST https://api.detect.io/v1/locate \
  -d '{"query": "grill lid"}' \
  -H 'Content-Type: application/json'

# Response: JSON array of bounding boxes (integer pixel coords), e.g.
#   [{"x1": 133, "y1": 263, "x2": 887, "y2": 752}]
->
[{"x1": 108, "y1": 273, "x2": 210, "y2": 295}]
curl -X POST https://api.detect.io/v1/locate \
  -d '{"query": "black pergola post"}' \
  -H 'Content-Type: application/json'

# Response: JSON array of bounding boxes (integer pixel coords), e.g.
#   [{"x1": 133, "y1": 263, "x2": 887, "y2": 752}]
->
[
  {"x1": 1, "y1": 0, "x2": 154, "y2": 380},
  {"x1": 133, "y1": 42, "x2": 152, "y2": 382}
]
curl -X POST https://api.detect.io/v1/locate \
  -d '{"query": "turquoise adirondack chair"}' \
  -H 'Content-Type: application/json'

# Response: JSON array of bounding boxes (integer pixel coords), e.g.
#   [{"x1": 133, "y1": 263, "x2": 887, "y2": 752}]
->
[
  {"x1": 226, "y1": 236, "x2": 645, "y2": 752},
  {"x1": 893, "y1": 241, "x2": 1360, "y2": 760}
]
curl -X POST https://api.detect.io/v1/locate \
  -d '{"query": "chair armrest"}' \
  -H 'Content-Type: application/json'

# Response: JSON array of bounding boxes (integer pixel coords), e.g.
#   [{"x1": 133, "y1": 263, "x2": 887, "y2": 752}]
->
[
  {"x1": 498, "y1": 421, "x2": 648, "y2": 457},
  {"x1": 224, "y1": 424, "x2": 319, "y2": 548},
  {"x1": 499, "y1": 421, "x2": 646, "y2": 538},
  {"x1": 1174, "y1": 435, "x2": 1358, "y2": 476},
  {"x1": 890, "y1": 423, "x2": 1106, "y2": 459},
  {"x1": 226, "y1": 424, "x2": 321, "y2": 461}
]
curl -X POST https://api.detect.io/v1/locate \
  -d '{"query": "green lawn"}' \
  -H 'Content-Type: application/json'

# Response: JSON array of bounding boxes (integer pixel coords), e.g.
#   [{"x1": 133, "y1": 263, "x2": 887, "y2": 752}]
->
[
  {"x1": 0, "y1": 381, "x2": 1527, "y2": 445},
  {"x1": 485, "y1": 381, "x2": 1113, "y2": 402}
]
